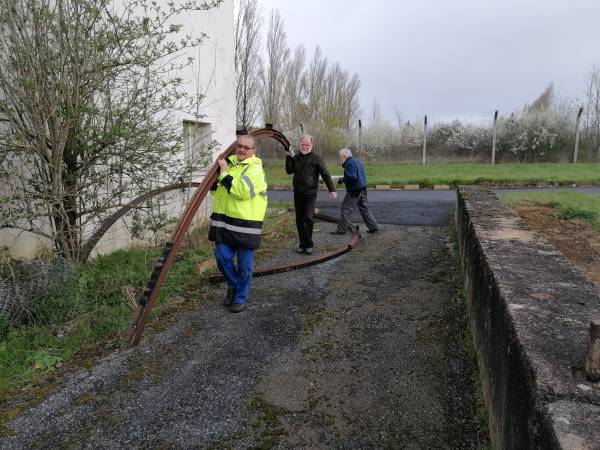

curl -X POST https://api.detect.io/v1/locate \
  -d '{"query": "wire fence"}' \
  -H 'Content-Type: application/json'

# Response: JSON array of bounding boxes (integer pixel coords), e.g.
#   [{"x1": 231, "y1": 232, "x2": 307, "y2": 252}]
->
[{"x1": 0, "y1": 257, "x2": 77, "y2": 324}]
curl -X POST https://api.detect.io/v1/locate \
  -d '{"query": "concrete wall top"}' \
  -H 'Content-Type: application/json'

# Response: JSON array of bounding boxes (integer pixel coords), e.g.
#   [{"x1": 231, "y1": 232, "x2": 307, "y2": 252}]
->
[{"x1": 457, "y1": 186, "x2": 600, "y2": 448}]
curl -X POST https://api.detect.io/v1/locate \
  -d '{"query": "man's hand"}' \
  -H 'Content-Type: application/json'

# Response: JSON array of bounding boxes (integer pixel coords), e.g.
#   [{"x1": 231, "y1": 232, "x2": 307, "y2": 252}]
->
[
  {"x1": 217, "y1": 158, "x2": 228, "y2": 172},
  {"x1": 329, "y1": 191, "x2": 338, "y2": 200},
  {"x1": 286, "y1": 146, "x2": 295, "y2": 157},
  {"x1": 337, "y1": 178, "x2": 344, "y2": 185}
]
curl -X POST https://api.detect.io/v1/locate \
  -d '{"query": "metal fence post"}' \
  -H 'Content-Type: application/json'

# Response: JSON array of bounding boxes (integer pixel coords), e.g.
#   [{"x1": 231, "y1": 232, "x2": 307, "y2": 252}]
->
[
  {"x1": 358, "y1": 119, "x2": 363, "y2": 155},
  {"x1": 491, "y1": 110, "x2": 498, "y2": 164},
  {"x1": 573, "y1": 106, "x2": 584, "y2": 163},
  {"x1": 422, "y1": 115, "x2": 427, "y2": 166}
]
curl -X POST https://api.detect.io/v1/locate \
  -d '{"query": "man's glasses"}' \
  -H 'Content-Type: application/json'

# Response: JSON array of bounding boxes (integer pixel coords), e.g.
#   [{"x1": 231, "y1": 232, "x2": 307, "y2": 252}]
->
[{"x1": 236, "y1": 144, "x2": 255, "y2": 151}]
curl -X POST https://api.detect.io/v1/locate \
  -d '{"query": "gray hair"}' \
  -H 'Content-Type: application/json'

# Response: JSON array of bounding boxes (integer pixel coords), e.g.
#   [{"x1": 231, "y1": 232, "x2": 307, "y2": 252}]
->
[
  {"x1": 300, "y1": 134, "x2": 313, "y2": 144},
  {"x1": 238, "y1": 134, "x2": 256, "y2": 148},
  {"x1": 339, "y1": 148, "x2": 352, "y2": 158}
]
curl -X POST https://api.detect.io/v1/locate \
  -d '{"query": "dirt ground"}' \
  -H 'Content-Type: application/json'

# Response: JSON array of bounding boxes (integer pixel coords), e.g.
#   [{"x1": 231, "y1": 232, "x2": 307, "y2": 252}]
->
[{"x1": 515, "y1": 206, "x2": 600, "y2": 285}]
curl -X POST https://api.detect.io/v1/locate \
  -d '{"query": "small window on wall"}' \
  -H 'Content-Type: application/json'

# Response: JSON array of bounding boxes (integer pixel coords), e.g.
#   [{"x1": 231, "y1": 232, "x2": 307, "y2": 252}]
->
[{"x1": 183, "y1": 119, "x2": 214, "y2": 176}]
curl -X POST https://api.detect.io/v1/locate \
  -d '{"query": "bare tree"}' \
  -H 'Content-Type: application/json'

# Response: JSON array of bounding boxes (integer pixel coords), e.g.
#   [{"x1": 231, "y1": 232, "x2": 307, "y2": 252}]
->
[
  {"x1": 234, "y1": 0, "x2": 262, "y2": 129},
  {"x1": 395, "y1": 107, "x2": 404, "y2": 143},
  {"x1": 261, "y1": 9, "x2": 289, "y2": 126},
  {"x1": 526, "y1": 83, "x2": 554, "y2": 113},
  {"x1": 0, "y1": 0, "x2": 221, "y2": 262},
  {"x1": 305, "y1": 46, "x2": 328, "y2": 126},
  {"x1": 321, "y1": 63, "x2": 359, "y2": 129},
  {"x1": 584, "y1": 66, "x2": 600, "y2": 154},
  {"x1": 371, "y1": 98, "x2": 383, "y2": 125},
  {"x1": 323, "y1": 62, "x2": 346, "y2": 128},
  {"x1": 283, "y1": 44, "x2": 307, "y2": 129},
  {"x1": 345, "y1": 74, "x2": 361, "y2": 127}
]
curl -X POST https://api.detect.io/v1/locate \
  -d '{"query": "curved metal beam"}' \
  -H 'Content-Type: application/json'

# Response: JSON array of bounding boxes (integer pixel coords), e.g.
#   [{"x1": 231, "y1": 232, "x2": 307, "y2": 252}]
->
[{"x1": 127, "y1": 128, "x2": 290, "y2": 346}]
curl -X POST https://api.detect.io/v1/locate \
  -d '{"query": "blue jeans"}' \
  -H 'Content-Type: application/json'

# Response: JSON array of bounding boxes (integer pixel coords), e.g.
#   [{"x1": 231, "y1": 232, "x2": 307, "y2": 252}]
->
[{"x1": 214, "y1": 243, "x2": 254, "y2": 304}]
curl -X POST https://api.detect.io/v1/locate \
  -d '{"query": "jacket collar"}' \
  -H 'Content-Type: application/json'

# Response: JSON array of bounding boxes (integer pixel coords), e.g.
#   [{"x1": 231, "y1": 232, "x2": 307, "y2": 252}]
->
[{"x1": 227, "y1": 154, "x2": 259, "y2": 165}]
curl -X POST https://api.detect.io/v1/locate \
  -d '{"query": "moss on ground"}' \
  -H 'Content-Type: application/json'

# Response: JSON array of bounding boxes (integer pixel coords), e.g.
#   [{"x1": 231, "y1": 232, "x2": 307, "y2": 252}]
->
[{"x1": 245, "y1": 393, "x2": 289, "y2": 449}]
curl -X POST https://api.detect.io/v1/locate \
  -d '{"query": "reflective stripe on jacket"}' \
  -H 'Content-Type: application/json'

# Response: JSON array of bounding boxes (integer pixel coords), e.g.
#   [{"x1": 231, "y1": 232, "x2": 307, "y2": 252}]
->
[{"x1": 209, "y1": 154, "x2": 268, "y2": 249}]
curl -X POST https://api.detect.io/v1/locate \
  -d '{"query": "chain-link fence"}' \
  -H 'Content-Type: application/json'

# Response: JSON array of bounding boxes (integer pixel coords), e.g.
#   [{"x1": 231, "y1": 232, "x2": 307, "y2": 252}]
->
[{"x1": 0, "y1": 257, "x2": 77, "y2": 324}]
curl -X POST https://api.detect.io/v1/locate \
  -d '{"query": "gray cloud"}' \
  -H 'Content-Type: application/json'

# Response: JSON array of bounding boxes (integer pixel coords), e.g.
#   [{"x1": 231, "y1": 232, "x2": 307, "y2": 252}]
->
[{"x1": 258, "y1": 0, "x2": 600, "y2": 124}]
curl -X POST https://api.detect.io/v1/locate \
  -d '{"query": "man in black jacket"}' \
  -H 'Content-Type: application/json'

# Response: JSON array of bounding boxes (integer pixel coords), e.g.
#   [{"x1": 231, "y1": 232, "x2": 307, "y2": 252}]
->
[{"x1": 286, "y1": 135, "x2": 337, "y2": 254}]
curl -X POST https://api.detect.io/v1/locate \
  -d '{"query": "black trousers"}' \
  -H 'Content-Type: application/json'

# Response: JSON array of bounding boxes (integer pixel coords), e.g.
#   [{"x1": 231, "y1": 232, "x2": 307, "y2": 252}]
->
[{"x1": 293, "y1": 192, "x2": 317, "y2": 249}]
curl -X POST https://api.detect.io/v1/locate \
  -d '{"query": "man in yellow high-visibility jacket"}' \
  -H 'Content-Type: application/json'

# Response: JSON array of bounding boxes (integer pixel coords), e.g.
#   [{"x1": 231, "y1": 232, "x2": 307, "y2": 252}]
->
[{"x1": 209, "y1": 134, "x2": 268, "y2": 313}]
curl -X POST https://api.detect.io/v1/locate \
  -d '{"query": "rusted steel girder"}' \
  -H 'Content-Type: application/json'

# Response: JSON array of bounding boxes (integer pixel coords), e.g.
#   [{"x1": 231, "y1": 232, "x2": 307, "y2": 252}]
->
[
  {"x1": 207, "y1": 212, "x2": 360, "y2": 283},
  {"x1": 127, "y1": 127, "x2": 291, "y2": 346}
]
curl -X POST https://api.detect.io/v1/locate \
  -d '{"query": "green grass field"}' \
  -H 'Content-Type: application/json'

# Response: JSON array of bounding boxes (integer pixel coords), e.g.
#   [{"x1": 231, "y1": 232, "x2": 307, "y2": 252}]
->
[
  {"x1": 498, "y1": 191, "x2": 600, "y2": 229},
  {"x1": 263, "y1": 161, "x2": 600, "y2": 188}
]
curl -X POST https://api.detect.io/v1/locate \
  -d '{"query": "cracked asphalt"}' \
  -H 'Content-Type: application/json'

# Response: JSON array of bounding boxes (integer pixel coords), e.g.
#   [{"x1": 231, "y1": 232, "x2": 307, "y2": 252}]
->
[{"x1": 1, "y1": 193, "x2": 487, "y2": 449}]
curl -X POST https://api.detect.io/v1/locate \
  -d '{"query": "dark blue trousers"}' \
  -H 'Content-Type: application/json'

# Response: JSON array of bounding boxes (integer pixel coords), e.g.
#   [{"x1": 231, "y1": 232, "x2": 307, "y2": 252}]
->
[{"x1": 214, "y1": 243, "x2": 254, "y2": 305}]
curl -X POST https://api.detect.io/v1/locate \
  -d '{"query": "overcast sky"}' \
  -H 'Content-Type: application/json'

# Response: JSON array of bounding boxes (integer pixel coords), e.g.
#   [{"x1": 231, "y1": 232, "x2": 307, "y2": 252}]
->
[{"x1": 256, "y1": 0, "x2": 600, "y2": 125}]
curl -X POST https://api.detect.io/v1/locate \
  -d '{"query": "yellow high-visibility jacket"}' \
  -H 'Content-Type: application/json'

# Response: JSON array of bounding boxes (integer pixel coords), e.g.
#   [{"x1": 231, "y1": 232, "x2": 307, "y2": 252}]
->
[{"x1": 209, "y1": 154, "x2": 268, "y2": 249}]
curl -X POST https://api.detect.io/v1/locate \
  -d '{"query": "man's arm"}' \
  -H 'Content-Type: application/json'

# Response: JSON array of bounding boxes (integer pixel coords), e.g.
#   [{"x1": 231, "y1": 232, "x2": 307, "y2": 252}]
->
[
  {"x1": 316, "y1": 156, "x2": 336, "y2": 193},
  {"x1": 316, "y1": 155, "x2": 337, "y2": 199},
  {"x1": 343, "y1": 162, "x2": 359, "y2": 185},
  {"x1": 285, "y1": 154, "x2": 295, "y2": 174},
  {"x1": 217, "y1": 158, "x2": 234, "y2": 192},
  {"x1": 228, "y1": 164, "x2": 266, "y2": 200}
]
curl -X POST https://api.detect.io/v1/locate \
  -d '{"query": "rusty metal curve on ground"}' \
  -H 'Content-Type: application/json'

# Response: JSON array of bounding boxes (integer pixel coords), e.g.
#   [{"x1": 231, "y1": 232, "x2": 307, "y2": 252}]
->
[
  {"x1": 207, "y1": 213, "x2": 360, "y2": 283},
  {"x1": 125, "y1": 127, "x2": 360, "y2": 346}
]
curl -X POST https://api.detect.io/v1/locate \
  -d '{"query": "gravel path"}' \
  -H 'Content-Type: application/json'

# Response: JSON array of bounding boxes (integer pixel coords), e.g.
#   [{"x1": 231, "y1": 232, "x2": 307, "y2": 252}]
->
[{"x1": 1, "y1": 221, "x2": 485, "y2": 449}]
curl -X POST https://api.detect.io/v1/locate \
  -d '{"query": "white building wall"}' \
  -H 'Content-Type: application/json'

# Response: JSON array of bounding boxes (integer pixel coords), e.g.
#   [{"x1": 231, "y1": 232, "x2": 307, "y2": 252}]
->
[{"x1": 0, "y1": 0, "x2": 235, "y2": 259}]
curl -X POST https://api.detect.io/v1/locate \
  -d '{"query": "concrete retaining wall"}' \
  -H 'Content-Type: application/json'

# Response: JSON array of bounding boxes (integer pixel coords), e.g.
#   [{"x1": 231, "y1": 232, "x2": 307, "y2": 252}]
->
[{"x1": 456, "y1": 186, "x2": 600, "y2": 450}]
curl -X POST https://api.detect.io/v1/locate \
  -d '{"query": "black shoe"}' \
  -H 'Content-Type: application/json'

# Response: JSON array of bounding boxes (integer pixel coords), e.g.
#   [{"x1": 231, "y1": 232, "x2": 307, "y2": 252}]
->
[
  {"x1": 229, "y1": 302, "x2": 246, "y2": 313},
  {"x1": 367, "y1": 228, "x2": 380, "y2": 234},
  {"x1": 224, "y1": 288, "x2": 235, "y2": 307},
  {"x1": 329, "y1": 230, "x2": 346, "y2": 235}
]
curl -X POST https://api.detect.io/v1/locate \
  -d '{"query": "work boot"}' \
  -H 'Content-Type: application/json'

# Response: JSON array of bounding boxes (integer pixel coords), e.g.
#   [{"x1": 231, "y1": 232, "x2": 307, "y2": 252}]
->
[
  {"x1": 224, "y1": 288, "x2": 235, "y2": 307},
  {"x1": 229, "y1": 302, "x2": 246, "y2": 313}
]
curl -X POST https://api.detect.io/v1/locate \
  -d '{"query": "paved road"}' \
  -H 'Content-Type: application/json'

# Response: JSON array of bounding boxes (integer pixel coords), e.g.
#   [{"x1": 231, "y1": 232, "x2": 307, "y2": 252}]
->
[
  {"x1": 270, "y1": 186, "x2": 600, "y2": 227},
  {"x1": 270, "y1": 190, "x2": 458, "y2": 226}
]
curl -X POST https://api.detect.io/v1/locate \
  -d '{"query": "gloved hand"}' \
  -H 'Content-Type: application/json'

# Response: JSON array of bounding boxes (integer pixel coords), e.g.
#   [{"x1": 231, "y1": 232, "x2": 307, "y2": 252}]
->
[{"x1": 337, "y1": 178, "x2": 344, "y2": 185}]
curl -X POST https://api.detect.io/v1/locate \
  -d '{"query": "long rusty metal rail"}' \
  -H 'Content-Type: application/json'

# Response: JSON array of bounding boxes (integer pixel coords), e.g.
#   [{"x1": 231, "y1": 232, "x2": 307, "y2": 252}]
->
[
  {"x1": 127, "y1": 127, "x2": 290, "y2": 345},
  {"x1": 126, "y1": 127, "x2": 360, "y2": 346}
]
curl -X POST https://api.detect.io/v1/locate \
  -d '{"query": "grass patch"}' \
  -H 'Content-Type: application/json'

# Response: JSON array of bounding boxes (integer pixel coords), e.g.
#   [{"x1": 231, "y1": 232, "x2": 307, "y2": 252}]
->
[
  {"x1": 499, "y1": 191, "x2": 600, "y2": 229},
  {"x1": 263, "y1": 161, "x2": 600, "y2": 188},
  {"x1": 0, "y1": 244, "x2": 210, "y2": 397}
]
